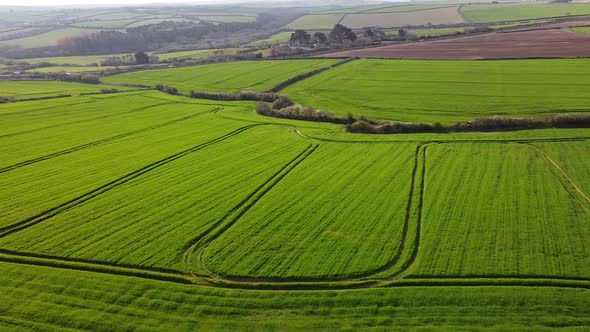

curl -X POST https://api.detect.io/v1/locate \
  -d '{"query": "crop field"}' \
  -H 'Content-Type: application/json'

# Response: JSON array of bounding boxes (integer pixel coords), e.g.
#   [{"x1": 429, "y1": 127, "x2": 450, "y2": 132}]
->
[
  {"x1": 2, "y1": 263, "x2": 589, "y2": 330},
  {"x1": 362, "y1": 4, "x2": 457, "y2": 14},
  {"x1": 339, "y1": 7, "x2": 465, "y2": 28},
  {"x1": 204, "y1": 143, "x2": 415, "y2": 279},
  {"x1": 572, "y1": 26, "x2": 590, "y2": 34},
  {"x1": 20, "y1": 53, "x2": 132, "y2": 65},
  {"x1": 0, "y1": 28, "x2": 105, "y2": 48},
  {"x1": 0, "y1": 55, "x2": 589, "y2": 329},
  {"x1": 124, "y1": 18, "x2": 197, "y2": 28},
  {"x1": 283, "y1": 59, "x2": 590, "y2": 123},
  {"x1": 251, "y1": 31, "x2": 293, "y2": 46},
  {"x1": 197, "y1": 15, "x2": 256, "y2": 23},
  {"x1": 461, "y1": 3, "x2": 590, "y2": 23},
  {"x1": 325, "y1": 29, "x2": 590, "y2": 59},
  {"x1": 0, "y1": 81, "x2": 136, "y2": 100},
  {"x1": 25, "y1": 66, "x2": 130, "y2": 73},
  {"x1": 72, "y1": 19, "x2": 137, "y2": 28},
  {"x1": 103, "y1": 60, "x2": 338, "y2": 93},
  {"x1": 404, "y1": 27, "x2": 466, "y2": 37},
  {"x1": 155, "y1": 47, "x2": 244, "y2": 61},
  {"x1": 408, "y1": 143, "x2": 590, "y2": 278},
  {"x1": 285, "y1": 14, "x2": 344, "y2": 30}
]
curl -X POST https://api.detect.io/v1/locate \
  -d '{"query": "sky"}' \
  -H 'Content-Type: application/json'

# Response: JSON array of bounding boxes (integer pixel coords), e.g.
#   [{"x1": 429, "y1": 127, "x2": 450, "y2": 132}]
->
[{"x1": 1, "y1": 0, "x2": 220, "y2": 6}]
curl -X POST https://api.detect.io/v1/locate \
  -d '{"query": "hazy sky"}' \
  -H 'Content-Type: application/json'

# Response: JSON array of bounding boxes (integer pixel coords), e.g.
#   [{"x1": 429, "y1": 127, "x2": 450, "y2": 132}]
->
[{"x1": 2, "y1": 0, "x2": 213, "y2": 5}]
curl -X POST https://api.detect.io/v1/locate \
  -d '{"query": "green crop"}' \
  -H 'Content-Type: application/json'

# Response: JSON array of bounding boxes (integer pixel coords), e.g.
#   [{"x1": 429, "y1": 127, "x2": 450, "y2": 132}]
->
[
  {"x1": 283, "y1": 59, "x2": 590, "y2": 123},
  {"x1": 103, "y1": 60, "x2": 338, "y2": 93}
]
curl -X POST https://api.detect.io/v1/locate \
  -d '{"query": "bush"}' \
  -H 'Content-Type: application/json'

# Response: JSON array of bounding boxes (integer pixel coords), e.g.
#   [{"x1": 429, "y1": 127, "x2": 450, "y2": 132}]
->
[
  {"x1": 100, "y1": 89, "x2": 119, "y2": 94},
  {"x1": 155, "y1": 84, "x2": 178, "y2": 95},
  {"x1": 549, "y1": 114, "x2": 590, "y2": 128}
]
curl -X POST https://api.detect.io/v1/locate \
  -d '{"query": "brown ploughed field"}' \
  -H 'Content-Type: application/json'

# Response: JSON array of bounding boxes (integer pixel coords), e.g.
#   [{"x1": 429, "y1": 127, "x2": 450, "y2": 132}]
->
[{"x1": 323, "y1": 29, "x2": 590, "y2": 59}]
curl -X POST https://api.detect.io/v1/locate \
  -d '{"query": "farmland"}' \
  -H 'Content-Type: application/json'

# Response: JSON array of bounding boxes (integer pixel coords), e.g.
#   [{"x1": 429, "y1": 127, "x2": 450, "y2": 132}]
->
[
  {"x1": 285, "y1": 14, "x2": 344, "y2": 30},
  {"x1": 408, "y1": 143, "x2": 590, "y2": 278},
  {"x1": 339, "y1": 7, "x2": 465, "y2": 28},
  {"x1": 283, "y1": 59, "x2": 590, "y2": 123},
  {"x1": 0, "y1": 81, "x2": 136, "y2": 100},
  {"x1": 0, "y1": 28, "x2": 105, "y2": 48},
  {"x1": 1, "y1": 1, "x2": 590, "y2": 327},
  {"x1": 204, "y1": 143, "x2": 415, "y2": 279},
  {"x1": 323, "y1": 29, "x2": 590, "y2": 59},
  {"x1": 461, "y1": 3, "x2": 590, "y2": 23},
  {"x1": 103, "y1": 60, "x2": 339, "y2": 93}
]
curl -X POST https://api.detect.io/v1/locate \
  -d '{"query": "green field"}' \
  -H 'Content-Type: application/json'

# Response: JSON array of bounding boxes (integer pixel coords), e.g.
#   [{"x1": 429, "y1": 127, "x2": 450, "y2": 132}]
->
[
  {"x1": 462, "y1": 3, "x2": 590, "y2": 23},
  {"x1": 124, "y1": 18, "x2": 197, "y2": 28},
  {"x1": 285, "y1": 14, "x2": 344, "y2": 30},
  {"x1": 197, "y1": 15, "x2": 256, "y2": 23},
  {"x1": 155, "y1": 47, "x2": 244, "y2": 61},
  {"x1": 26, "y1": 66, "x2": 131, "y2": 73},
  {"x1": 251, "y1": 31, "x2": 293, "y2": 46},
  {"x1": 72, "y1": 19, "x2": 137, "y2": 28},
  {"x1": 283, "y1": 59, "x2": 590, "y2": 123},
  {"x1": 572, "y1": 26, "x2": 590, "y2": 34},
  {"x1": 204, "y1": 143, "x2": 415, "y2": 278},
  {"x1": 103, "y1": 60, "x2": 338, "y2": 93},
  {"x1": 362, "y1": 4, "x2": 457, "y2": 13},
  {"x1": 0, "y1": 28, "x2": 105, "y2": 48},
  {"x1": 21, "y1": 53, "x2": 132, "y2": 65},
  {"x1": 405, "y1": 27, "x2": 466, "y2": 37},
  {"x1": 1, "y1": 55, "x2": 589, "y2": 329},
  {"x1": 2, "y1": 262, "x2": 589, "y2": 330},
  {"x1": 0, "y1": 81, "x2": 135, "y2": 100},
  {"x1": 408, "y1": 143, "x2": 590, "y2": 278}
]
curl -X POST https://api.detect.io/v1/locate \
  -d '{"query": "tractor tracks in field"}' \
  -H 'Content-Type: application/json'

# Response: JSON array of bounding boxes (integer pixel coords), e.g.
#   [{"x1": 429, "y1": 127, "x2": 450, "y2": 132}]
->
[
  {"x1": 0, "y1": 124, "x2": 263, "y2": 238},
  {"x1": 521, "y1": 143, "x2": 590, "y2": 209},
  {"x1": 0, "y1": 107, "x2": 220, "y2": 175},
  {"x1": 181, "y1": 144, "x2": 319, "y2": 278},
  {"x1": 0, "y1": 123, "x2": 589, "y2": 290}
]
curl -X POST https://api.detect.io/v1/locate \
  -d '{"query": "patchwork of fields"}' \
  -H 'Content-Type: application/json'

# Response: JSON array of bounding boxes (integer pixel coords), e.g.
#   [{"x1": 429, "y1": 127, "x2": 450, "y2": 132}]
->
[{"x1": 0, "y1": 54, "x2": 589, "y2": 329}]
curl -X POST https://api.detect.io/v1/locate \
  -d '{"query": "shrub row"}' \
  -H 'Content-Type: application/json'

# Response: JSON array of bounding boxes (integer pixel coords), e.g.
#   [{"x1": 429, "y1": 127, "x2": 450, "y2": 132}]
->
[
  {"x1": 346, "y1": 114, "x2": 590, "y2": 134},
  {"x1": 267, "y1": 57, "x2": 357, "y2": 93},
  {"x1": 189, "y1": 90, "x2": 282, "y2": 102},
  {"x1": 256, "y1": 101, "x2": 355, "y2": 125}
]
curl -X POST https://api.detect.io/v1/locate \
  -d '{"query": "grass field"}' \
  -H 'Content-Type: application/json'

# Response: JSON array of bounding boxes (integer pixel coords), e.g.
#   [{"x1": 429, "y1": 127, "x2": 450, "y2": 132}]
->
[
  {"x1": 0, "y1": 55, "x2": 589, "y2": 329},
  {"x1": 283, "y1": 59, "x2": 590, "y2": 123},
  {"x1": 155, "y1": 47, "x2": 244, "y2": 61},
  {"x1": 251, "y1": 31, "x2": 293, "y2": 46},
  {"x1": 405, "y1": 27, "x2": 466, "y2": 37},
  {"x1": 21, "y1": 53, "x2": 132, "y2": 65},
  {"x1": 0, "y1": 126, "x2": 310, "y2": 270},
  {"x1": 204, "y1": 143, "x2": 415, "y2": 278},
  {"x1": 0, "y1": 81, "x2": 135, "y2": 100},
  {"x1": 72, "y1": 19, "x2": 137, "y2": 28},
  {"x1": 572, "y1": 26, "x2": 590, "y2": 34},
  {"x1": 285, "y1": 14, "x2": 344, "y2": 30},
  {"x1": 124, "y1": 18, "x2": 197, "y2": 28},
  {"x1": 363, "y1": 4, "x2": 458, "y2": 14},
  {"x1": 2, "y1": 262, "x2": 589, "y2": 330},
  {"x1": 339, "y1": 7, "x2": 465, "y2": 29},
  {"x1": 462, "y1": 3, "x2": 590, "y2": 23},
  {"x1": 0, "y1": 28, "x2": 105, "y2": 48},
  {"x1": 197, "y1": 15, "x2": 256, "y2": 23},
  {"x1": 409, "y1": 143, "x2": 590, "y2": 278},
  {"x1": 26, "y1": 66, "x2": 131, "y2": 73},
  {"x1": 103, "y1": 60, "x2": 338, "y2": 93}
]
